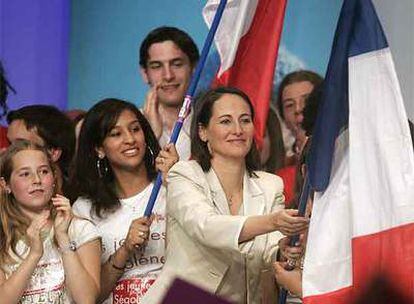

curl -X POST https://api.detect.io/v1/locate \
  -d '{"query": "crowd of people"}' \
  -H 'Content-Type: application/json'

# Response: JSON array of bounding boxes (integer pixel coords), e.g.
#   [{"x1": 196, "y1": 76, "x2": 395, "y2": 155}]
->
[{"x1": 1, "y1": 25, "x2": 410, "y2": 304}]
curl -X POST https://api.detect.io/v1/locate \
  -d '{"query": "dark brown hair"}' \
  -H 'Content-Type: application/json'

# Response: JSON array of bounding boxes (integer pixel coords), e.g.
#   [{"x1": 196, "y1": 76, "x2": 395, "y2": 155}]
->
[
  {"x1": 71, "y1": 98, "x2": 160, "y2": 217},
  {"x1": 277, "y1": 70, "x2": 323, "y2": 119},
  {"x1": 139, "y1": 26, "x2": 199, "y2": 69}
]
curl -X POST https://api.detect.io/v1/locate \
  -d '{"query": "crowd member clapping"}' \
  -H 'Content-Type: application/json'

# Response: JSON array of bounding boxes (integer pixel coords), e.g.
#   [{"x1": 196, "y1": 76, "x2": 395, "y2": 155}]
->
[
  {"x1": 142, "y1": 87, "x2": 309, "y2": 304},
  {"x1": 0, "y1": 140, "x2": 101, "y2": 303},
  {"x1": 71, "y1": 99, "x2": 178, "y2": 303}
]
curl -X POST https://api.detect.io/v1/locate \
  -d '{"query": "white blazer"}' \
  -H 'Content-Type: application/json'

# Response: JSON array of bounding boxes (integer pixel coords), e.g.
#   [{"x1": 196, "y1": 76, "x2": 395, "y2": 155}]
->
[{"x1": 142, "y1": 160, "x2": 285, "y2": 304}]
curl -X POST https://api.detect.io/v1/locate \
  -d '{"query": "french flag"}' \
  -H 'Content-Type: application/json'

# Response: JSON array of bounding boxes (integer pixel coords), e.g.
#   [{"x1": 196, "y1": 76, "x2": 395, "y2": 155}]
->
[
  {"x1": 203, "y1": 0, "x2": 287, "y2": 147},
  {"x1": 304, "y1": 0, "x2": 414, "y2": 303}
]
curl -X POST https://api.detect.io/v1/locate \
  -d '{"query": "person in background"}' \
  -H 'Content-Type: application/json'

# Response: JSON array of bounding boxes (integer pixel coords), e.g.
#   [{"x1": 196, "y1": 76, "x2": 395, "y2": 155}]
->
[
  {"x1": 273, "y1": 85, "x2": 323, "y2": 302},
  {"x1": 0, "y1": 140, "x2": 101, "y2": 303},
  {"x1": 260, "y1": 105, "x2": 286, "y2": 174},
  {"x1": 142, "y1": 87, "x2": 308, "y2": 304},
  {"x1": 139, "y1": 26, "x2": 199, "y2": 160},
  {"x1": 276, "y1": 70, "x2": 323, "y2": 165},
  {"x1": 71, "y1": 98, "x2": 178, "y2": 303},
  {"x1": 7, "y1": 105, "x2": 76, "y2": 196},
  {"x1": 0, "y1": 61, "x2": 15, "y2": 150},
  {"x1": 65, "y1": 109, "x2": 86, "y2": 150},
  {"x1": 275, "y1": 71, "x2": 323, "y2": 207}
]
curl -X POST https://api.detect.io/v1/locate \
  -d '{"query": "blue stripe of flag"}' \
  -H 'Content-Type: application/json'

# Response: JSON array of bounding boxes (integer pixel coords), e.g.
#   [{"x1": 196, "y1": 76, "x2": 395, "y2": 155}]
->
[{"x1": 307, "y1": 0, "x2": 388, "y2": 191}]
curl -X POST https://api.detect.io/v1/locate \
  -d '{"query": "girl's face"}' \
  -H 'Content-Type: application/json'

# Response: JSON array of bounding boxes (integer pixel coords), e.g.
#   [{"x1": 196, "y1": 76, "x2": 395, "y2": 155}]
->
[
  {"x1": 7, "y1": 150, "x2": 55, "y2": 217},
  {"x1": 97, "y1": 110, "x2": 147, "y2": 174}
]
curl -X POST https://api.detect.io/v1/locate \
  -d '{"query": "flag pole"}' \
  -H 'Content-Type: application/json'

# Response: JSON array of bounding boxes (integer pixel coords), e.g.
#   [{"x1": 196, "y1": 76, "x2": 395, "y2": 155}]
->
[
  {"x1": 144, "y1": 0, "x2": 228, "y2": 217},
  {"x1": 278, "y1": 175, "x2": 311, "y2": 304}
]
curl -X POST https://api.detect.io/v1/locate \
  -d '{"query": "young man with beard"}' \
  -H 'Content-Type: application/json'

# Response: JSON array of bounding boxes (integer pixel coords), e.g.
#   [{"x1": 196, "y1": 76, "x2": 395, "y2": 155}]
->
[{"x1": 139, "y1": 27, "x2": 199, "y2": 160}]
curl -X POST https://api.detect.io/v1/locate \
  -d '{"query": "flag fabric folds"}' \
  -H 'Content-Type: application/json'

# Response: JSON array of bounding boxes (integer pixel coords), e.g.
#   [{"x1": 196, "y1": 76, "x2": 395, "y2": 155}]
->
[
  {"x1": 304, "y1": 0, "x2": 414, "y2": 303},
  {"x1": 203, "y1": 0, "x2": 287, "y2": 147}
]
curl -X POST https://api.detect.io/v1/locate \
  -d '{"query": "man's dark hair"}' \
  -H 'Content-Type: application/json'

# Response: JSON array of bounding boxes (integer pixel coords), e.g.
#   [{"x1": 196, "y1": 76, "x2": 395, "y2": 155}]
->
[
  {"x1": 0, "y1": 61, "x2": 15, "y2": 118},
  {"x1": 7, "y1": 105, "x2": 75, "y2": 179},
  {"x1": 139, "y1": 26, "x2": 199, "y2": 69},
  {"x1": 191, "y1": 87, "x2": 260, "y2": 176},
  {"x1": 277, "y1": 70, "x2": 323, "y2": 119}
]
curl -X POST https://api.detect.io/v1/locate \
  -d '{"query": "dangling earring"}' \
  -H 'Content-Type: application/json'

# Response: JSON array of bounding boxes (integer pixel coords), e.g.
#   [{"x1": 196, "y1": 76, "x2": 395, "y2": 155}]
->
[
  {"x1": 146, "y1": 145, "x2": 155, "y2": 166},
  {"x1": 206, "y1": 141, "x2": 213, "y2": 155},
  {"x1": 96, "y1": 155, "x2": 109, "y2": 178}
]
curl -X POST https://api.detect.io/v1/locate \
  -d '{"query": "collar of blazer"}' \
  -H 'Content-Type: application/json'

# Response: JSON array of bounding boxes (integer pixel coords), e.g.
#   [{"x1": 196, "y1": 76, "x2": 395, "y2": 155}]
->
[{"x1": 205, "y1": 167, "x2": 265, "y2": 216}]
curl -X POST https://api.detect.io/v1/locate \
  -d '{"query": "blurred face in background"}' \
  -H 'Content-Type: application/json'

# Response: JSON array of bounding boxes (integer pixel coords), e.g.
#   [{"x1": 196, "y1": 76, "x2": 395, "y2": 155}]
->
[{"x1": 281, "y1": 81, "x2": 314, "y2": 135}]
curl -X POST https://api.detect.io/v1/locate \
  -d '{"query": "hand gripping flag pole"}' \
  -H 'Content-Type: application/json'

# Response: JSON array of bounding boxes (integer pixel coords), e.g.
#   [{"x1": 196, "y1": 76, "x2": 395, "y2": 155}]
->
[
  {"x1": 143, "y1": 0, "x2": 228, "y2": 217},
  {"x1": 278, "y1": 175, "x2": 311, "y2": 304}
]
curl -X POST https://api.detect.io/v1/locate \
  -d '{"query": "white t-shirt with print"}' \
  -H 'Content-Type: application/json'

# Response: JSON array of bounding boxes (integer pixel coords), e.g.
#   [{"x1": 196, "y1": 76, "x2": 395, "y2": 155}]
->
[
  {"x1": 2, "y1": 219, "x2": 100, "y2": 304},
  {"x1": 72, "y1": 183, "x2": 166, "y2": 304}
]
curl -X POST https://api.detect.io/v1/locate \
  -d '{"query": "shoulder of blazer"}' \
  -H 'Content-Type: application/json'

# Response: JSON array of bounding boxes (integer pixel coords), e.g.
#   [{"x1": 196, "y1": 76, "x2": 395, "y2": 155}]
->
[
  {"x1": 167, "y1": 160, "x2": 209, "y2": 188},
  {"x1": 252, "y1": 171, "x2": 284, "y2": 194}
]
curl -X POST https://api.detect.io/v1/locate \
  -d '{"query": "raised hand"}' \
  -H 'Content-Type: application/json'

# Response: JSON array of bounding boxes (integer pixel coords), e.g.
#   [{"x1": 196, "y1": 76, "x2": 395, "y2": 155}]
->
[
  {"x1": 155, "y1": 143, "x2": 179, "y2": 183},
  {"x1": 271, "y1": 209, "x2": 308, "y2": 236},
  {"x1": 26, "y1": 209, "x2": 50, "y2": 258},
  {"x1": 52, "y1": 194, "x2": 73, "y2": 241},
  {"x1": 123, "y1": 216, "x2": 152, "y2": 253},
  {"x1": 143, "y1": 84, "x2": 163, "y2": 139}
]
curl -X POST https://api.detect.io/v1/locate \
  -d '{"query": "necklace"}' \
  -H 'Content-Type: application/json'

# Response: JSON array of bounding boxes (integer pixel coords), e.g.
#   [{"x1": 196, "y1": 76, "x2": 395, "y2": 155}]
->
[
  {"x1": 227, "y1": 195, "x2": 234, "y2": 206},
  {"x1": 226, "y1": 189, "x2": 242, "y2": 206}
]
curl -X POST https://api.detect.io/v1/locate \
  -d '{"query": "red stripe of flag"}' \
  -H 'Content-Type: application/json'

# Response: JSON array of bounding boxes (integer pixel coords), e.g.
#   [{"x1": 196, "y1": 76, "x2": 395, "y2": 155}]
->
[{"x1": 213, "y1": 0, "x2": 287, "y2": 148}]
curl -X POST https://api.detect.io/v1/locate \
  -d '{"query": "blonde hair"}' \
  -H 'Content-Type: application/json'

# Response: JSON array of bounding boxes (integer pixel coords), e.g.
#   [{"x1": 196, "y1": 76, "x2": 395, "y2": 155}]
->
[{"x1": 0, "y1": 140, "x2": 56, "y2": 266}]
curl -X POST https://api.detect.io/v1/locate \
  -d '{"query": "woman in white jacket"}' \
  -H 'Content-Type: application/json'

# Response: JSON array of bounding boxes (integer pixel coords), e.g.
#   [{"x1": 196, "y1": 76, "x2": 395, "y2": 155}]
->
[{"x1": 142, "y1": 87, "x2": 308, "y2": 304}]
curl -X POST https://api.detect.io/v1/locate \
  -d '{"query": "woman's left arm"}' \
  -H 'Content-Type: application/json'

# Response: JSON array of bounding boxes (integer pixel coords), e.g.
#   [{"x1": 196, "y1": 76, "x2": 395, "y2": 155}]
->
[{"x1": 53, "y1": 194, "x2": 101, "y2": 303}]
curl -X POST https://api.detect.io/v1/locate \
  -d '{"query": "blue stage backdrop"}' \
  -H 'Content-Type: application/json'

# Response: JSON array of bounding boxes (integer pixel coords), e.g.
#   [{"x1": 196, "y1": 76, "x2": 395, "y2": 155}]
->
[
  {"x1": 67, "y1": 0, "x2": 342, "y2": 110},
  {"x1": 2, "y1": 1, "x2": 412, "y2": 121},
  {"x1": 0, "y1": 1, "x2": 69, "y2": 112}
]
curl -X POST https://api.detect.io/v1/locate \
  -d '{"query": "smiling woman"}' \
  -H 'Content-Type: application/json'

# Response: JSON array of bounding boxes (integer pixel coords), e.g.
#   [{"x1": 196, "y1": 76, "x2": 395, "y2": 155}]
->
[
  {"x1": 70, "y1": 98, "x2": 178, "y2": 304},
  {"x1": 141, "y1": 87, "x2": 309, "y2": 304}
]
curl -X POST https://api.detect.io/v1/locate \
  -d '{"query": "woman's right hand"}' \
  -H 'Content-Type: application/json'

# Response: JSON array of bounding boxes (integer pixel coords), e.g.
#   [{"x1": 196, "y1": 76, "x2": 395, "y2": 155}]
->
[
  {"x1": 123, "y1": 217, "x2": 151, "y2": 253},
  {"x1": 26, "y1": 210, "x2": 50, "y2": 258},
  {"x1": 271, "y1": 209, "x2": 308, "y2": 236}
]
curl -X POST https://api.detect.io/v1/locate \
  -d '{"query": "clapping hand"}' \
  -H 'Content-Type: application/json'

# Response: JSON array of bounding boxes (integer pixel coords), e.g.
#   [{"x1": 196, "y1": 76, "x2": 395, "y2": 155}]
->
[
  {"x1": 143, "y1": 84, "x2": 163, "y2": 139},
  {"x1": 26, "y1": 209, "x2": 50, "y2": 258},
  {"x1": 52, "y1": 194, "x2": 73, "y2": 241}
]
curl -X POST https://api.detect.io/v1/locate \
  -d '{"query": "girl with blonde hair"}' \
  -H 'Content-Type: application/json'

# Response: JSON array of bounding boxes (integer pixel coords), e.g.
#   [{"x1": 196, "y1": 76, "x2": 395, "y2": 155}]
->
[{"x1": 0, "y1": 140, "x2": 101, "y2": 303}]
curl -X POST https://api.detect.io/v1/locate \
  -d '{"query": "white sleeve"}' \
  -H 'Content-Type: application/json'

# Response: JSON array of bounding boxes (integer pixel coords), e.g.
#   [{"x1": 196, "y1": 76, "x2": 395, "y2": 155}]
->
[
  {"x1": 72, "y1": 197, "x2": 94, "y2": 220},
  {"x1": 69, "y1": 218, "x2": 101, "y2": 248}
]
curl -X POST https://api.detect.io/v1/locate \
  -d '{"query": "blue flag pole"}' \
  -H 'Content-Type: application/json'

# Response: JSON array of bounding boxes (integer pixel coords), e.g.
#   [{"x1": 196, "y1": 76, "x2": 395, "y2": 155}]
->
[
  {"x1": 278, "y1": 175, "x2": 311, "y2": 304},
  {"x1": 144, "y1": 0, "x2": 228, "y2": 217}
]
